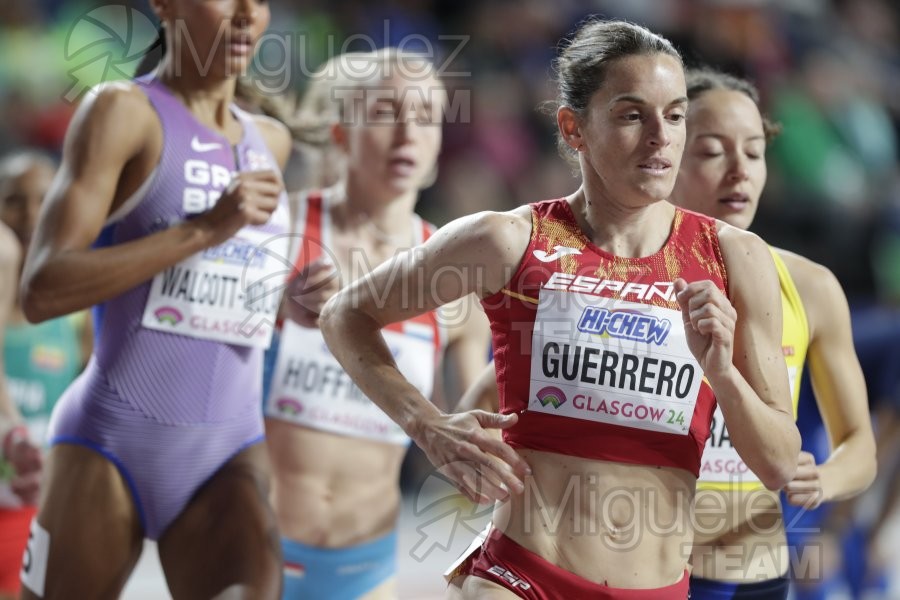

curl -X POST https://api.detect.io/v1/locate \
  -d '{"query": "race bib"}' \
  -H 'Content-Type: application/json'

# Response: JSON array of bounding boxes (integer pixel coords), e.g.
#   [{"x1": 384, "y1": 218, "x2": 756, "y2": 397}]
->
[
  {"x1": 528, "y1": 289, "x2": 702, "y2": 435},
  {"x1": 699, "y1": 365, "x2": 799, "y2": 484},
  {"x1": 265, "y1": 319, "x2": 437, "y2": 445},
  {"x1": 142, "y1": 226, "x2": 289, "y2": 348}
]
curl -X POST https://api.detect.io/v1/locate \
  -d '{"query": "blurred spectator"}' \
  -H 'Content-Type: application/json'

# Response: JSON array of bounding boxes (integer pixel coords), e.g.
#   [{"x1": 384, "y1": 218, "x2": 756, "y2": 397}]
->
[{"x1": 1, "y1": 1, "x2": 898, "y2": 597}]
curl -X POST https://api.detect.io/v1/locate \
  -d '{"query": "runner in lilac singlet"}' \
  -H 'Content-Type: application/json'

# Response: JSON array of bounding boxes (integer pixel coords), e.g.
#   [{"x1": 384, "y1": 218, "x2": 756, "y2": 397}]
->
[{"x1": 17, "y1": 2, "x2": 291, "y2": 598}]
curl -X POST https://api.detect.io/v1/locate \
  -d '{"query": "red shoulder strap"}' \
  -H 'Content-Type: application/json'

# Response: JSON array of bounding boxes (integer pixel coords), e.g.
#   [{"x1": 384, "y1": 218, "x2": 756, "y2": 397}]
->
[
  {"x1": 290, "y1": 191, "x2": 325, "y2": 278},
  {"x1": 421, "y1": 218, "x2": 436, "y2": 242}
]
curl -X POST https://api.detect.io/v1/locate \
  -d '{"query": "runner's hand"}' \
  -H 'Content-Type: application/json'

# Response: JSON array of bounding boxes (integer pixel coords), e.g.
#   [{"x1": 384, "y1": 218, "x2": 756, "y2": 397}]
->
[
  {"x1": 674, "y1": 278, "x2": 737, "y2": 379},
  {"x1": 784, "y1": 451, "x2": 825, "y2": 509},
  {"x1": 3, "y1": 431, "x2": 42, "y2": 505},
  {"x1": 195, "y1": 170, "x2": 284, "y2": 246},
  {"x1": 285, "y1": 256, "x2": 341, "y2": 328},
  {"x1": 412, "y1": 411, "x2": 531, "y2": 504}
]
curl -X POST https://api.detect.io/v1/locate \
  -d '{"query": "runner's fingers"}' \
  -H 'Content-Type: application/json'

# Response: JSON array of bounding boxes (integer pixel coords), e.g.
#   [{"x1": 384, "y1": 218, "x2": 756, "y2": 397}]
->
[
  {"x1": 695, "y1": 317, "x2": 731, "y2": 340},
  {"x1": 244, "y1": 206, "x2": 275, "y2": 225},
  {"x1": 250, "y1": 192, "x2": 280, "y2": 212},
  {"x1": 470, "y1": 433, "x2": 530, "y2": 489},
  {"x1": 797, "y1": 451, "x2": 816, "y2": 466},
  {"x1": 240, "y1": 168, "x2": 281, "y2": 184},
  {"x1": 686, "y1": 288, "x2": 713, "y2": 313},
  {"x1": 239, "y1": 179, "x2": 283, "y2": 199},
  {"x1": 238, "y1": 169, "x2": 284, "y2": 193},
  {"x1": 303, "y1": 267, "x2": 340, "y2": 291},
  {"x1": 9, "y1": 442, "x2": 41, "y2": 474},
  {"x1": 438, "y1": 463, "x2": 477, "y2": 502},
  {"x1": 682, "y1": 281, "x2": 718, "y2": 304},
  {"x1": 446, "y1": 462, "x2": 494, "y2": 505},
  {"x1": 456, "y1": 443, "x2": 519, "y2": 499},
  {"x1": 10, "y1": 472, "x2": 40, "y2": 504},
  {"x1": 471, "y1": 448, "x2": 517, "y2": 494},
  {"x1": 303, "y1": 258, "x2": 338, "y2": 278},
  {"x1": 466, "y1": 467, "x2": 509, "y2": 503},
  {"x1": 683, "y1": 284, "x2": 734, "y2": 320},
  {"x1": 790, "y1": 464, "x2": 820, "y2": 481},
  {"x1": 786, "y1": 491, "x2": 822, "y2": 509},
  {"x1": 689, "y1": 302, "x2": 734, "y2": 329},
  {"x1": 784, "y1": 479, "x2": 821, "y2": 493}
]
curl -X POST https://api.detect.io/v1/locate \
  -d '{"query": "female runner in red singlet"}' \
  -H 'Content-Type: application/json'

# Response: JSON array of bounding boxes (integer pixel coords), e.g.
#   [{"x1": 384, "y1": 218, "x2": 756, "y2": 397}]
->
[{"x1": 320, "y1": 20, "x2": 801, "y2": 599}]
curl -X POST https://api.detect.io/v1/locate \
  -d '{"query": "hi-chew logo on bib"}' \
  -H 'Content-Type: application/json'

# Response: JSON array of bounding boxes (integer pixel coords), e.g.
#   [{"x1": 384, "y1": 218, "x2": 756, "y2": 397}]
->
[
  {"x1": 528, "y1": 289, "x2": 702, "y2": 435},
  {"x1": 202, "y1": 235, "x2": 268, "y2": 268},
  {"x1": 577, "y1": 307, "x2": 672, "y2": 345}
]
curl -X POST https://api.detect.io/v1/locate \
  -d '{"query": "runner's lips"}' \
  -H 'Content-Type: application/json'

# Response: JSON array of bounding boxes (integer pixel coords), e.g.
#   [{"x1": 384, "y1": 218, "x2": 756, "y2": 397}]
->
[
  {"x1": 228, "y1": 33, "x2": 254, "y2": 55},
  {"x1": 719, "y1": 192, "x2": 750, "y2": 204},
  {"x1": 390, "y1": 156, "x2": 418, "y2": 168},
  {"x1": 718, "y1": 192, "x2": 751, "y2": 211},
  {"x1": 637, "y1": 157, "x2": 673, "y2": 170}
]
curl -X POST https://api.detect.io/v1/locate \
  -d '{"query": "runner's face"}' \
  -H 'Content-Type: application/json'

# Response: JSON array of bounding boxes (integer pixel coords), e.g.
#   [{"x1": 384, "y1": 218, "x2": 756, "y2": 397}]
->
[
  {"x1": 344, "y1": 69, "x2": 445, "y2": 197},
  {"x1": 672, "y1": 89, "x2": 767, "y2": 230},
  {"x1": 0, "y1": 162, "x2": 54, "y2": 250},
  {"x1": 577, "y1": 53, "x2": 687, "y2": 206},
  {"x1": 163, "y1": 0, "x2": 270, "y2": 78}
]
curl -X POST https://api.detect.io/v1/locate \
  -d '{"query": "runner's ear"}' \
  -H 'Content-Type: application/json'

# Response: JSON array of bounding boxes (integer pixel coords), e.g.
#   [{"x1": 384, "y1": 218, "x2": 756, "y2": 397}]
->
[{"x1": 556, "y1": 106, "x2": 583, "y2": 153}]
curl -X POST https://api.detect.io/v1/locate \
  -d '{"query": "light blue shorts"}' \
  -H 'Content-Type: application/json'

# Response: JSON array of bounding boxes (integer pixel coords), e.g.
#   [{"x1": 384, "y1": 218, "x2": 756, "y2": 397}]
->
[{"x1": 281, "y1": 530, "x2": 397, "y2": 600}]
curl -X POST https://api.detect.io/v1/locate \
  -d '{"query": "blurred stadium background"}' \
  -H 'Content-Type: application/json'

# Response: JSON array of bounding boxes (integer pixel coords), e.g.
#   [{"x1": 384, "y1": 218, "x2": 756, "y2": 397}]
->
[{"x1": 1, "y1": 0, "x2": 898, "y2": 598}]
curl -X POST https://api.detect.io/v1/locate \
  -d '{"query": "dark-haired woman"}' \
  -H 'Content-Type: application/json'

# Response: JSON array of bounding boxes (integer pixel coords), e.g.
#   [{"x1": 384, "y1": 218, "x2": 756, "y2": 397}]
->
[
  {"x1": 18, "y1": 1, "x2": 290, "y2": 597},
  {"x1": 669, "y1": 68, "x2": 875, "y2": 600},
  {"x1": 320, "y1": 19, "x2": 800, "y2": 599}
]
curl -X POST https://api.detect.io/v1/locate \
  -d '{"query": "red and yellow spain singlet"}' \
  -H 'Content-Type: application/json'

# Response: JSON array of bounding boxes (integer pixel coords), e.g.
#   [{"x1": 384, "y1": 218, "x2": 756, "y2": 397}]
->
[
  {"x1": 481, "y1": 199, "x2": 728, "y2": 476},
  {"x1": 697, "y1": 247, "x2": 808, "y2": 490}
]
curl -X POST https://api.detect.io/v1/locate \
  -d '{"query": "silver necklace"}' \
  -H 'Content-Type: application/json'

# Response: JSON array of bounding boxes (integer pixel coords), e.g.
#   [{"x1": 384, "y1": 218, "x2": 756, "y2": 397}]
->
[{"x1": 364, "y1": 218, "x2": 410, "y2": 246}]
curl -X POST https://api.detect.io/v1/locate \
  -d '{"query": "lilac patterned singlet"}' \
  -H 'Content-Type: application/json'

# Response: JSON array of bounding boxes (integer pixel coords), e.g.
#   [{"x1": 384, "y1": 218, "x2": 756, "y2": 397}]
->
[{"x1": 49, "y1": 76, "x2": 290, "y2": 539}]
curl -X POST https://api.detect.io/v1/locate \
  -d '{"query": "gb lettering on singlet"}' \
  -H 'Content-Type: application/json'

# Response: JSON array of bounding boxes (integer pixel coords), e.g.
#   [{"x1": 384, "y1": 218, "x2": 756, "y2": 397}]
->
[
  {"x1": 265, "y1": 319, "x2": 438, "y2": 445},
  {"x1": 142, "y1": 216, "x2": 290, "y2": 348},
  {"x1": 699, "y1": 365, "x2": 799, "y2": 484},
  {"x1": 528, "y1": 288, "x2": 702, "y2": 434}
]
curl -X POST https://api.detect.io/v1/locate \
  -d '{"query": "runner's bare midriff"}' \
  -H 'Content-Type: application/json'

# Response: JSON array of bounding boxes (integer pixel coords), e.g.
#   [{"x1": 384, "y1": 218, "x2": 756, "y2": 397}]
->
[
  {"x1": 492, "y1": 448, "x2": 695, "y2": 589},
  {"x1": 266, "y1": 419, "x2": 405, "y2": 547}
]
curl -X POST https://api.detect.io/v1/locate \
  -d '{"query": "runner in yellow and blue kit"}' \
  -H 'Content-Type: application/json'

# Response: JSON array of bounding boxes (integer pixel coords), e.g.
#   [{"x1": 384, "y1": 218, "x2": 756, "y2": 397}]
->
[{"x1": 669, "y1": 68, "x2": 877, "y2": 599}]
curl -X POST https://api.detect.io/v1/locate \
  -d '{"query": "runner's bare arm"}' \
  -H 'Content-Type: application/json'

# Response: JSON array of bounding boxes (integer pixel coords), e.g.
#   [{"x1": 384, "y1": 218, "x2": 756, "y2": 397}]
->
[
  {"x1": 681, "y1": 226, "x2": 800, "y2": 490},
  {"x1": 0, "y1": 224, "x2": 21, "y2": 426},
  {"x1": 321, "y1": 209, "x2": 532, "y2": 502},
  {"x1": 781, "y1": 252, "x2": 875, "y2": 505},
  {"x1": 78, "y1": 310, "x2": 94, "y2": 367},
  {"x1": 21, "y1": 84, "x2": 282, "y2": 322}
]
